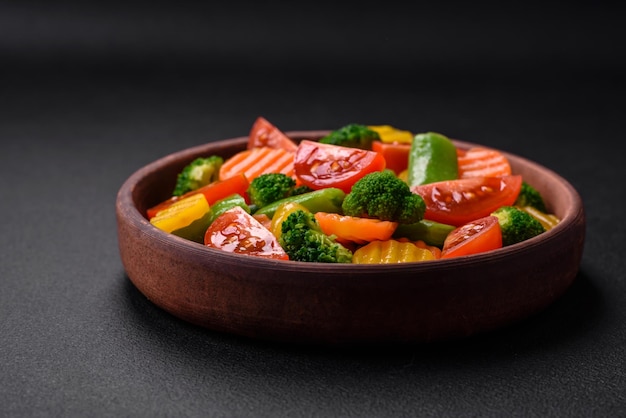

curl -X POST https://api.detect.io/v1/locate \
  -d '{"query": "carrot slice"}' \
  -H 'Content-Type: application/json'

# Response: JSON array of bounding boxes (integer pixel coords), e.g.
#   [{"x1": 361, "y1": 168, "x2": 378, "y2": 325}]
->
[
  {"x1": 314, "y1": 212, "x2": 398, "y2": 245},
  {"x1": 457, "y1": 147, "x2": 512, "y2": 178},
  {"x1": 219, "y1": 147, "x2": 295, "y2": 182}
]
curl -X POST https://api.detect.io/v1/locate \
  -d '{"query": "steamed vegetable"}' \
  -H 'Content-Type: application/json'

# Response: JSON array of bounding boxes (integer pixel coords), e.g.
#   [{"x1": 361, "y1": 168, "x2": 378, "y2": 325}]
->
[
  {"x1": 204, "y1": 206, "x2": 289, "y2": 260},
  {"x1": 491, "y1": 205, "x2": 546, "y2": 246},
  {"x1": 218, "y1": 146, "x2": 295, "y2": 182},
  {"x1": 341, "y1": 170, "x2": 425, "y2": 224},
  {"x1": 172, "y1": 156, "x2": 224, "y2": 197},
  {"x1": 411, "y1": 175, "x2": 523, "y2": 227},
  {"x1": 150, "y1": 193, "x2": 212, "y2": 243},
  {"x1": 406, "y1": 132, "x2": 458, "y2": 187},
  {"x1": 248, "y1": 116, "x2": 298, "y2": 151},
  {"x1": 314, "y1": 212, "x2": 398, "y2": 245},
  {"x1": 440, "y1": 215, "x2": 503, "y2": 259},
  {"x1": 294, "y1": 140, "x2": 386, "y2": 193},
  {"x1": 247, "y1": 173, "x2": 298, "y2": 209},
  {"x1": 318, "y1": 123, "x2": 380, "y2": 150},
  {"x1": 352, "y1": 239, "x2": 436, "y2": 264},
  {"x1": 367, "y1": 125, "x2": 413, "y2": 144},
  {"x1": 457, "y1": 147, "x2": 512, "y2": 179},
  {"x1": 278, "y1": 209, "x2": 353, "y2": 263}
]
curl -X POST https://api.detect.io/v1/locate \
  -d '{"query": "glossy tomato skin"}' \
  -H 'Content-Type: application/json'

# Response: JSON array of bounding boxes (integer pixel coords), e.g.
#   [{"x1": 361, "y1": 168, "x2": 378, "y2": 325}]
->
[
  {"x1": 248, "y1": 116, "x2": 298, "y2": 151},
  {"x1": 441, "y1": 215, "x2": 502, "y2": 259},
  {"x1": 204, "y1": 206, "x2": 289, "y2": 260},
  {"x1": 294, "y1": 140, "x2": 386, "y2": 193},
  {"x1": 411, "y1": 175, "x2": 522, "y2": 226}
]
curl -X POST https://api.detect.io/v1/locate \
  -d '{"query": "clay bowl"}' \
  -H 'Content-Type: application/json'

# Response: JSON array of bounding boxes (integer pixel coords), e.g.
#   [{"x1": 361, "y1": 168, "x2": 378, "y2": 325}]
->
[{"x1": 116, "y1": 130, "x2": 585, "y2": 345}]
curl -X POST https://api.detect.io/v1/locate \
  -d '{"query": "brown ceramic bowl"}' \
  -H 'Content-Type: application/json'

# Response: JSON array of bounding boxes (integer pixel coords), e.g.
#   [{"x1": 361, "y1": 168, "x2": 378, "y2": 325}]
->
[{"x1": 116, "y1": 131, "x2": 585, "y2": 345}]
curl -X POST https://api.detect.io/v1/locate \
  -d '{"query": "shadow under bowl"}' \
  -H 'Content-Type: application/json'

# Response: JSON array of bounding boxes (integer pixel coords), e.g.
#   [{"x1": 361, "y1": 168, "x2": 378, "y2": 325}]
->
[{"x1": 116, "y1": 131, "x2": 586, "y2": 345}]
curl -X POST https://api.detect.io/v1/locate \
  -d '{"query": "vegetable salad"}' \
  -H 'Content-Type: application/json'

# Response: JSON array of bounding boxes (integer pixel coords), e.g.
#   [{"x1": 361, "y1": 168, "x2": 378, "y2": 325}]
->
[{"x1": 146, "y1": 116, "x2": 560, "y2": 264}]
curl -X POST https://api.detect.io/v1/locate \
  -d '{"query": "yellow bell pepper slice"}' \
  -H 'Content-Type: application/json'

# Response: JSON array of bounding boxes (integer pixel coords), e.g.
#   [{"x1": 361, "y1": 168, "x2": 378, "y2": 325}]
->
[
  {"x1": 150, "y1": 193, "x2": 211, "y2": 242},
  {"x1": 368, "y1": 125, "x2": 414, "y2": 144}
]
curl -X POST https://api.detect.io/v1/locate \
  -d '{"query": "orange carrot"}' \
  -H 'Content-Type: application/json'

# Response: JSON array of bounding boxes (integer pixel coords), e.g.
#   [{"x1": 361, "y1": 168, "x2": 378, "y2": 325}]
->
[
  {"x1": 218, "y1": 146, "x2": 295, "y2": 182},
  {"x1": 457, "y1": 147, "x2": 512, "y2": 178},
  {"x1": 314, "y1": 212, "x2": 398, "y2": 245}
]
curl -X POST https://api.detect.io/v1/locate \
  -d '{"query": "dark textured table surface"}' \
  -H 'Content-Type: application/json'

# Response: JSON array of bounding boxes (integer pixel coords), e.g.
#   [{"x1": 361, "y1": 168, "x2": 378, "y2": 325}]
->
[{"x1": 1, "y1": 3, "x2": 625, "y2": 417}]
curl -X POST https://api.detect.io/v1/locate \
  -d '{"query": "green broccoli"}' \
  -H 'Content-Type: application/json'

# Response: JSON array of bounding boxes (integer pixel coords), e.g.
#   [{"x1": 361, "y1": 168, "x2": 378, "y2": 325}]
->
[
  {"x1": 318, "y1": 123, "x2": 380, "y2": 149},
  {"x1": 279, "y1": 209, "x2": 353, "y2": 263},
  {"x1": 247, "y1": 173, "x2": 298, "y2": 208},
  {"x1": 514, "y1": 181, "x2": 547, "y2": 212},
  {"x1": 491, "y1": 205, "x2": 546, "y2": 246},
  {"x1": 172, "y1": 156, "x2": 224, "y2": 197},
  {"x1": 341, "y1": 170, "x2": 426, "y2": 224}
]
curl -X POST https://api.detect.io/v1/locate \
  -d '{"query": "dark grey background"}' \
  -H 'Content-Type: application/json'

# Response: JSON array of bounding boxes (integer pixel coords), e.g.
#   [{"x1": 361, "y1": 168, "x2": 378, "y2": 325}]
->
[{"x1": 1, "y1": 2, "x2": 625, "y2": 417}]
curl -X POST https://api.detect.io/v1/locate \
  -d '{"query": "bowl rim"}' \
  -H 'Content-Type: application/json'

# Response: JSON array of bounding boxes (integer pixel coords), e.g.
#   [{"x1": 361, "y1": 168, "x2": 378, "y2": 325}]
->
[{"x1": 116, "y1": 130, "x2": 584, "y2": 273}]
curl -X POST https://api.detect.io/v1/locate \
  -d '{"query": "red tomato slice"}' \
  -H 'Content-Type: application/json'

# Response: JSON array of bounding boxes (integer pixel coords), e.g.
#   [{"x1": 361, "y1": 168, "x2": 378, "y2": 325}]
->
[
  {"x1": 248, "y1": 116, "x2": 298, "y2": 151},
  {"x1": 441, "y1": 215, "x2": 502, "y2": 258},
  {"x1": 294, "y1": 140, "x2": 386, "y2": 193},
  {"x1": 204, "y1": 206, "x2": 289, "y2": 260},
  {"x1": 411, "y1": 175, "x2": 522, "y2": 226},
  {"x1": 371, "y1": 140, "x2": 411, "y2": 175}
]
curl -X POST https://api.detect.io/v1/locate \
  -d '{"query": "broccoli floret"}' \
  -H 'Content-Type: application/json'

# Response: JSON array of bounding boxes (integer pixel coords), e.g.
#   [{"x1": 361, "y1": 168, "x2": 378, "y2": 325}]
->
[
  {"x1": 173, "y1": 156, "x2": 224, "y2": 197},
  {"x1": 341, "y1": 170, "x2": 426, "y2": 224},
  {"x1": 515, "y1": 181, "x2": 547, "y2": 212},
  {"x1": 246, "y1": 173, "x2": 299, "y2": 208},
  {"x1": 491, "y1": 205, "x2": 546, "y2": 246},
  {"x1": 279, "y1": 210, "x2": 353, "y2": 263},
  {"x1": 319, "y1": 123, "x2": 380, "y2": 149}
]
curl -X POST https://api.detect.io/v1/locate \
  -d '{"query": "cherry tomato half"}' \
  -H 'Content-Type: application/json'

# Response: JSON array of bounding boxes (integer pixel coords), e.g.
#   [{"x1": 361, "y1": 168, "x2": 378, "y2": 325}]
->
[
  {"x1": 441, "y1": 215, "x2": 502, "y2": 258},
  {"x1": 294, "y1": 140, "x2": 386, "y2": 193},
  {"x1": 204, "y1": 206, "x2": 289, "y2": 260},
  {"x1": 248, "y1": 116, "x2": 298, "y2": 151},
  {"x1": 411, "y1": 175, "x2": 522, "y2": 226}
]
